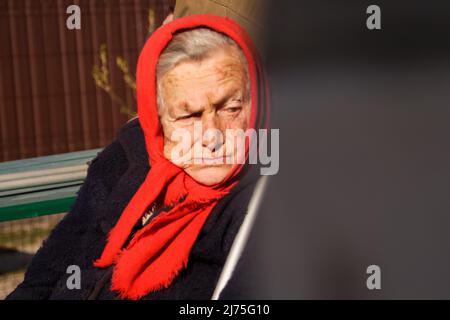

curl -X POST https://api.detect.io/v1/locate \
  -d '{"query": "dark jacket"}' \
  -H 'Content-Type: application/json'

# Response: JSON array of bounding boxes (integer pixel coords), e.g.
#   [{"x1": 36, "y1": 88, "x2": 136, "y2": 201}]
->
[{"x1": 7, "y1": 118, "x2": 260, "y2": 300}]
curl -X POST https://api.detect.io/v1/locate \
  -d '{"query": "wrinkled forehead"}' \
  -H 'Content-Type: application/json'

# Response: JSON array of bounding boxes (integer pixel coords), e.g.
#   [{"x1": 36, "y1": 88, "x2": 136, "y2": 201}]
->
[
  {"x1": 158, "y1": 44, "x2": 251, "y2": 112},
  {"x1": 165, "y1": 47, "x2": 247, "y2": 89},
  {"x1": 158, "y1": 29, "x2": 249, "y2": 86}
]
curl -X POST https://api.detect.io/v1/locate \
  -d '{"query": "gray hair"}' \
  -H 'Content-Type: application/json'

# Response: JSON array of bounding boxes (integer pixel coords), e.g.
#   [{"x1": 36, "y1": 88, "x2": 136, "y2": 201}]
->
[{"x1": 156, "y1": 28, "x2": 250, "y2": 112}]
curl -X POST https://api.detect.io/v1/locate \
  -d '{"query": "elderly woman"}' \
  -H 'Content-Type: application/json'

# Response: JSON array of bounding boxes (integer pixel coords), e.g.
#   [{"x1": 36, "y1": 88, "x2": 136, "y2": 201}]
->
[{"x1": 7, "y1": 15, "x2": 269, "y2": 300}]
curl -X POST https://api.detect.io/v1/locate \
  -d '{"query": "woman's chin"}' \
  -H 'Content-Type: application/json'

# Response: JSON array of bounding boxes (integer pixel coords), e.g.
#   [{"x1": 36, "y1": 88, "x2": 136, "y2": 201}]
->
[{"x1": 186, "y1": 164, "x2": 233, "y2": 186}]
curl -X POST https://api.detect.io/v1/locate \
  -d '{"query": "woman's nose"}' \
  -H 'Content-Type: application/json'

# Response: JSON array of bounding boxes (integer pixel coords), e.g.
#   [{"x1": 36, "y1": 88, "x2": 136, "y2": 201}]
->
[{"x1": 201, "y1": 114, "x2": 223, "y2": 152}]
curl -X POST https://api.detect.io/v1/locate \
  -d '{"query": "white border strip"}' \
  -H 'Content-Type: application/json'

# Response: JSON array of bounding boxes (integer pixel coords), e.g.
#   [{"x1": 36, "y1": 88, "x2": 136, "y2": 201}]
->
[{"x1": 211, "y1": 175, "x2": 270, "y2": 300}]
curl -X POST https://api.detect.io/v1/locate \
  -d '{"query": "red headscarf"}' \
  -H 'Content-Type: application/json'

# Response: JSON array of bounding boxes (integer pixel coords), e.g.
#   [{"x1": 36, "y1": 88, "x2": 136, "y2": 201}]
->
[{"x1": 94, "y1": 14, "x2": 269, "y2": 300}]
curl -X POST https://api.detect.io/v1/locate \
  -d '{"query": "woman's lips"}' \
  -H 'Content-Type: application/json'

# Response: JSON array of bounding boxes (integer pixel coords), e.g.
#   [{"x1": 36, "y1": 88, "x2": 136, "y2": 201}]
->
[{"x1": 191, "y1": 155, "x2": 233, "y2": 165}]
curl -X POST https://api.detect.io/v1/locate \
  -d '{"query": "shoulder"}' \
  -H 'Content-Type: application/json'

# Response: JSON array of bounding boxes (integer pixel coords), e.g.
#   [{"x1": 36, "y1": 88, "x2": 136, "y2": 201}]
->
[
  {"x1": 93, "y1": 117, "x2": 146, "y2": 163},
  {"x1": 87, "y1": 117, "x2": 148, "y2": 189},
  {"x1": 115, "y1": 116, "x2": 148, "y2": 167}
]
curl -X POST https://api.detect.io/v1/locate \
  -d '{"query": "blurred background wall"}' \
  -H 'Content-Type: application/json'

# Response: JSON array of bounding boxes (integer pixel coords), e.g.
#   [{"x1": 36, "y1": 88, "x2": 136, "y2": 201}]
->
[
  {"x1": 223, "y1": 0, "x2": 450, "y2": 299},
  {"x1": 0, "y1": 0, "x2": 175, "y2": 162}
]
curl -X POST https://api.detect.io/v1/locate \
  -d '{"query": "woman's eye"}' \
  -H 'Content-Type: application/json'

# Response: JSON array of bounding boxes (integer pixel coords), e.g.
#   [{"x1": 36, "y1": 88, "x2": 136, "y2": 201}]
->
[
  {"x1": 178, "y1": 112, "x2": 202, "y2": 120},
  {"x1": 225, "y1": 106, "x2": 242, "y2": 113}
]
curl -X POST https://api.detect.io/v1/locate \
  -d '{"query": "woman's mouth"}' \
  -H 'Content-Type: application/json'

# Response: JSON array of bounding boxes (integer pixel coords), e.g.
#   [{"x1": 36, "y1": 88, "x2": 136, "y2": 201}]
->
[{"x1": 191, "y1": 155, "x2": 233, "y2": 165}]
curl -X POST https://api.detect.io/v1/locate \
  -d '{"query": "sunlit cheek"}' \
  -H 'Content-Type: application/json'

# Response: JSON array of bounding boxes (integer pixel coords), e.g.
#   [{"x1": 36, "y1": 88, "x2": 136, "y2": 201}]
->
[
  {"x1": 223, "y1": 131, "x2": 245, "y2": 165},
  {"x1": 221, "y1": 110, "x2": 250, "y2": 165},
  {"x1": 164, "y1": 124, "x2": 198, "y2": 168}
]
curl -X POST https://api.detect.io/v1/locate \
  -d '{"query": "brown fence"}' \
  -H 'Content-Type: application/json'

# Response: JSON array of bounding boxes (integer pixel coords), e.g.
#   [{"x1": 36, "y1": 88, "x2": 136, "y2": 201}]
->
[{"x1": 0, "y1": 0, "x2": 175, "y2": 161}]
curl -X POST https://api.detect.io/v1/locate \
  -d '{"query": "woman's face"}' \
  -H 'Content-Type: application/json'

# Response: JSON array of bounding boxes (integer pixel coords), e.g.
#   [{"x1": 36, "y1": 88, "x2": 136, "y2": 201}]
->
[{"x1": 159, "y1": 46, "x2": 251, "y2": 186}]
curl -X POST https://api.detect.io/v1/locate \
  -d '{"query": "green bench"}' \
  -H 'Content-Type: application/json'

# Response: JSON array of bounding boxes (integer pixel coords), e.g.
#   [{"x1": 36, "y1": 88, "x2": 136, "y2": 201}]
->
[{"x1": 0, "y1": 149, "x2": 103, "y2": 222}]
